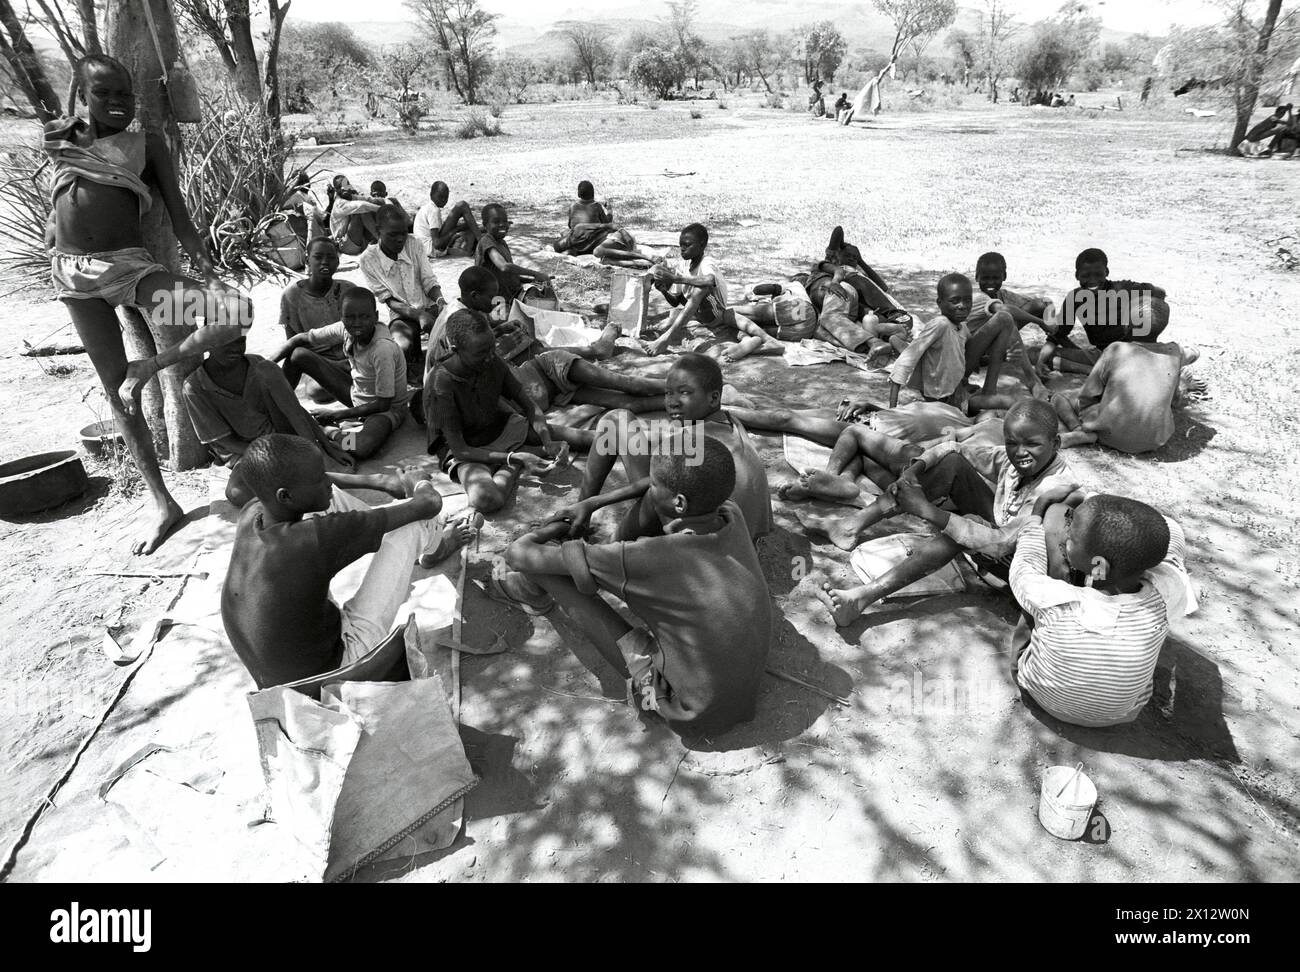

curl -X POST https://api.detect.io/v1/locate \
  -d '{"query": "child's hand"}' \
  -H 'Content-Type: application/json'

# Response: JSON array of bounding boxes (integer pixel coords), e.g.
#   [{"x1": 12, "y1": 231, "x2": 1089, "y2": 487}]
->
[
  {"x1": 893, "y1": 478, "x2": 931, "y2": 517},
  {"x1": 530, "y1": 520, "x2": 572, "y2": 544},
  {"x1": 545, "y1": 503, "x2": 591, "y2": 537}
]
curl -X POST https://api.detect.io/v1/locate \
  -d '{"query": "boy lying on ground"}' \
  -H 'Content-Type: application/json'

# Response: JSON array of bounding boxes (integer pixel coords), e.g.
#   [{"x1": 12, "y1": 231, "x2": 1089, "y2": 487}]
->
[
  {"x1": 497, "y1": 434, "x2": 772, "y2": 739},
  {"x1": 221, "y1": 434, "x2": 475, "y2": 688}
]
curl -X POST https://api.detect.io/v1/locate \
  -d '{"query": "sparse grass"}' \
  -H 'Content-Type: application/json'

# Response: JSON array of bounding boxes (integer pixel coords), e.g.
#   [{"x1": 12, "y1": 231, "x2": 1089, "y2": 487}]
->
[
  {"x1": 646, "y1": 100, "x2": 660, "y2": 110},
  {"x1": 488, "y1": 102, "x2": 505, "y2": 119},
  {"x1": 690, "y1": 108, "x2": 703, "y2": 120},
  {"x1": 455, "y1": 110, "x2": 504, "y2": 139},
  {"x1": 764, "y1": 92, "x2": 785, "y2": 110},
  {"x1": 717, "y1": 100, "x2": 728, "y2": 110}
]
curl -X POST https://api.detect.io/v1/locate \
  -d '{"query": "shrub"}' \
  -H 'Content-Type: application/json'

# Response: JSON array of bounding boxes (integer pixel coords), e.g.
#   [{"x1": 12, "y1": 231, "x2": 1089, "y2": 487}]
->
[
  {"x1": 456, "y1": 110, "x2": 503, "y2": 139},
  {"x1": 690, "y1": 108, "x2": 703, "y2": 119},
  {"x1": 647, "y1": 100, "x2": 660, "y2": 110},
  {"x1": 488, "y1": 102, "x2": 505, "y2": 118},
  {"x1": 765, "y1": 92, "x2": 785, "y2": 110},
  {"x1": 0, "y1": 146, "x2": 54, "y2": 289},
  {"x1": 717, "y1": 99, "x2": 728, "y2": 109}
]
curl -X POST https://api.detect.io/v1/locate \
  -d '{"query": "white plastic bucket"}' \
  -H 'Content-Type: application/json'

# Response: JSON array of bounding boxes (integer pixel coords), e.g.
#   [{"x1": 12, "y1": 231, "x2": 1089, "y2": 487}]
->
[{"x1": 1038, "y1": 765, "x2": 1097, "y2": 840}]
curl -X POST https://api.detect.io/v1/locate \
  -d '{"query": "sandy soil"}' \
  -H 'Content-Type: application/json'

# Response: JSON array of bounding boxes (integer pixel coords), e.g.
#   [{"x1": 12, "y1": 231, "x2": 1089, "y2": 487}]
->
[{"x1": 1, "y1": 95, "x2": 1298, "y2": 881}]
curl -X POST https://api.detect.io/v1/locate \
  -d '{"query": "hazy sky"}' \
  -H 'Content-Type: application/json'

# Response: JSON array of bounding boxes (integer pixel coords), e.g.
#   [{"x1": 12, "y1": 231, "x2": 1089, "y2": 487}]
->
[{"x1": 295, "y1": 0, "x2": 1224, "y2": 35}]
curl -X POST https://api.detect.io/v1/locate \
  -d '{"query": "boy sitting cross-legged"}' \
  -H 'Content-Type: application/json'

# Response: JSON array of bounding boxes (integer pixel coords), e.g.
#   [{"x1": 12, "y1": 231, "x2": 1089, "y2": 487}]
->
[
  {"x1": 431, "y1": 310, "x2": 580, "y2": 513},
  {"x1": 643, "y1": 223, "x2": 784, "y2": 360},
  {"x1": 889, "y1": 272, "x2": 1032, "y2": 415},
  {"x1": 578, "y1": 352, "x2": 773, "y2": 541},
  {"x1": 813, "y1": 398, "x2": 1081, "y2": 624},
  {"x1": 273, "y1": 288, "x2": 410, "y2": 460},
  {"x1": 498, "y1": 434, "x2": 773, "y2": 738},
  {"x1": 220, "y1": 434, "x2": 476, "y2": 689}
]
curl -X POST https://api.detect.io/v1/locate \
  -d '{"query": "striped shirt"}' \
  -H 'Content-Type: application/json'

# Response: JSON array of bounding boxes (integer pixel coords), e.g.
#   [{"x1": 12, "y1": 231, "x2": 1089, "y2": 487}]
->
[{"x1": 1011, "y1": 516, "x2": 1189, "y2": 727}]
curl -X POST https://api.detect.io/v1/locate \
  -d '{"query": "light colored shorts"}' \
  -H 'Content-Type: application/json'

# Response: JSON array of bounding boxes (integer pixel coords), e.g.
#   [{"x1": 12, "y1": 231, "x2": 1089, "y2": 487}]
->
[
  {"x1": 52, "y1": 247, "x2": 168, "y2": 309},
  {"x1": 514, "y1": 349, "x2": 580, "y2": 412}
]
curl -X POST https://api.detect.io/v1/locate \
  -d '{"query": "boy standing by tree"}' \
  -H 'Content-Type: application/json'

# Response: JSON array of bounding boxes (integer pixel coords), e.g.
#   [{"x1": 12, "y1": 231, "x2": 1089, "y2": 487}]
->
[{"x1": 45, "y1": 54, "x2": 250, "y2": 554}]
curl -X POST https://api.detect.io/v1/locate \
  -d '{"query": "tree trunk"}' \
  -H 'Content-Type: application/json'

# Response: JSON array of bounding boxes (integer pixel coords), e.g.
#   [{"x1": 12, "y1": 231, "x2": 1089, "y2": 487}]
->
[
  {"x1": 76, "y1": 0, "x2": 101, "y2": 55},
  {"x1": 107, "y1": 0, "x2": 205, "y2": 471},
  {"x1": 0, "y1": 0, "x2": 62, "y2": 121},
  {"x1": 1229, "y1": 0, "x2": 1284, "y2": 153},
  {"x1": 263, "y1": 0, "x2": 291, "y2": 127},
  {"x1": 224, "y1": 0, "x2": 263, "y2": 105}
]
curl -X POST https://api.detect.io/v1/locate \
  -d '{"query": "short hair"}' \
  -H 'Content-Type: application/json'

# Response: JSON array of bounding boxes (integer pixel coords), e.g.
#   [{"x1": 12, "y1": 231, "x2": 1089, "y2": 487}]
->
[
  {"x1": 72, "y1": 54, "x2": 130, "y2": 109},
  {"x1": 331, "y1": 174, "x2": 348, "y2": 191},
  {"x1": 376, "y1": 204, "x2": 407, "y2": 230},
  {"x1": 341, "y1": 286, "x2": 377, "y2": 310},
  {"x1": 669, "y1": 352, "x2": 723, "y2": 395},
  {"x1": 1079, "y1": 495, "x2": 1170, "y2": 580},
  {"x1": 976, "y1": 251, "x2": 1007, "y2": 273},
  {"x1": 1076, "y1": 247, "x2": 1108, "y2": 270},
  {"x1": 681, "y1": 222, "x2": 709, "y2": 246},
  {"x1": 457, "y1": 265, "x2": 497, "y2": 295},
  {"x1": 937, "y1": 272, "x2": 971, "y2": 297},
  {"x1": 1004, "y1": 397, "x2": 1059, "y2": 439},
  {"x1": 446, "y1": 308, "x2": 491, "y2": 348},
  {"x1": 239, "y1": 434, "x2": 321, "y2": 504},
  {"x1": 577, "y1": 180, "x2": 594, "y2": 200},
  {"x1": 651, "y1": 434, "x2": 736, "y2": 515},
  {"x1": 370, "y1": 180, "x2": 386, "y2": 194},
  {"x1": 289, "y1": 168, "x2": 310, "y2": 189},
  {"x1": 481, "y1": 202, "x2": 506, "y2": 223},
  {"x1": 307, "y1": 235, "x2": 339, "y2": 254},
  {"x1": 430, "y1": 180, "x2": 448, "y2": 198}
]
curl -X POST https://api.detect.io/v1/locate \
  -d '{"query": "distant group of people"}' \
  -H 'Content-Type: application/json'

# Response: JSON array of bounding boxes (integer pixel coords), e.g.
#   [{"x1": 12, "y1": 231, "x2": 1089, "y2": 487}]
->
[{"x1": 48, "y1": 52, "x2": 1206, "y2": 744}]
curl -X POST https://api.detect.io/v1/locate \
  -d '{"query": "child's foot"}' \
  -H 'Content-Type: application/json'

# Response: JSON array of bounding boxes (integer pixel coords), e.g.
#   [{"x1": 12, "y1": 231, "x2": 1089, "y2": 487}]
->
[
  {"x1": 420, "y1": 511, "x2": 482, "y2": 567},
  {"x1": 589, "y1": 322, "x2": 620, "y2": 359},
  {"x1": 799, "y1": 469, "x2": 862, "y2": 503},
  {"x1": 118, "y1": 359, "x2": 157, "y2": 416},
  {"x1": 719, "y1": 383, "x2": 755, "y2": 408},
  {"x1": 815, "y1": 583, "x2": 870, "y2": 627},
  {"x1": 486, "y1": 561, "x2": 555, "y2": 615},
  {"x1": 795, "y1": 510, "x2": 862, "y2": 551},
  {"x1": 863, "y1": 342, "x2": 892, "y2": 367},
  {"x1": 132, "y1": 497, "x2": 186, "y2": 556},
  {"x1": 640, "y1": 336, "x2": 672, "y2": 357}
]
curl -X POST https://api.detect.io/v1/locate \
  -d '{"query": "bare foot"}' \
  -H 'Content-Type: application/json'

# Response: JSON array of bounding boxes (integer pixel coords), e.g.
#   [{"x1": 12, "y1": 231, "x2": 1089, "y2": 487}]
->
[
  {"x1": 589, "y1": 322, "x2": 620, "y2": 359},
  {"x1": 132, "y1": 497, "x2": 185, "y2": 556},
  {"x1": 641, "y1": 337, "x2": 672, "y2": 357},
  {"x1": 815, "y1": 583, "x2": 870, "y2": 627},
  {"x1": 118, "y1": 359, "x2": 157, "y2": 417},
  {"x1": 795, "y1": 510, "x2": 863, "y2": 551},
  {"x1": 420, "y1": 511, "x2": 481, "y2": 567},
  {"x1": 800, "y1": 469, "x2": 861, "y2": 503},
  {"x1": 776, "y1": 481, "x2": 813, "y2": 503},
  {"x1": 720, "y1": 383, "x2": 755, "y2": 408}
]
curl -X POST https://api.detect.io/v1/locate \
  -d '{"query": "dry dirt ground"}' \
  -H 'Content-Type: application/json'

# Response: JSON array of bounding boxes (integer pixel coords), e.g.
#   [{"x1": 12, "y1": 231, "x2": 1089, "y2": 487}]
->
[{"x1": 1, "y1": 94, "x2": 1298, "y2": 881}]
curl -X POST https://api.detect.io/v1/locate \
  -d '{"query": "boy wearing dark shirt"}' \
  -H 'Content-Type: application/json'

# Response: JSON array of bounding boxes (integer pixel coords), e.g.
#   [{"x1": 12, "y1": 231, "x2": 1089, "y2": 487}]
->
[
  {"x1": 501, "y1": 435, "x2": 772, "y2": 738},
  {"x1": 431, "y1": 310, "x2": 568, "y2": 512},
  {"x1": 220, "y1": 434, "x2": 469, "y2": 688},
  {"x1": 475, "y1": 203, "x2": 557, "y2": 310},
  {"x1": 1037, "y1": 247, "x2": 1170, "y2": 377}
]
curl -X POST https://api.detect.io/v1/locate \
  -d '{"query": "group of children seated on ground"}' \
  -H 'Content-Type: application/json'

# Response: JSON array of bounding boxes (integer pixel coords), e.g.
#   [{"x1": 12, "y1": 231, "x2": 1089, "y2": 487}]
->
[
  {"x1": 205, "y1": 209, "x2": 1202, "y2": 740},
  {"x1": 45, "y1": 55, "x2": 1201, "y2": 748}
]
